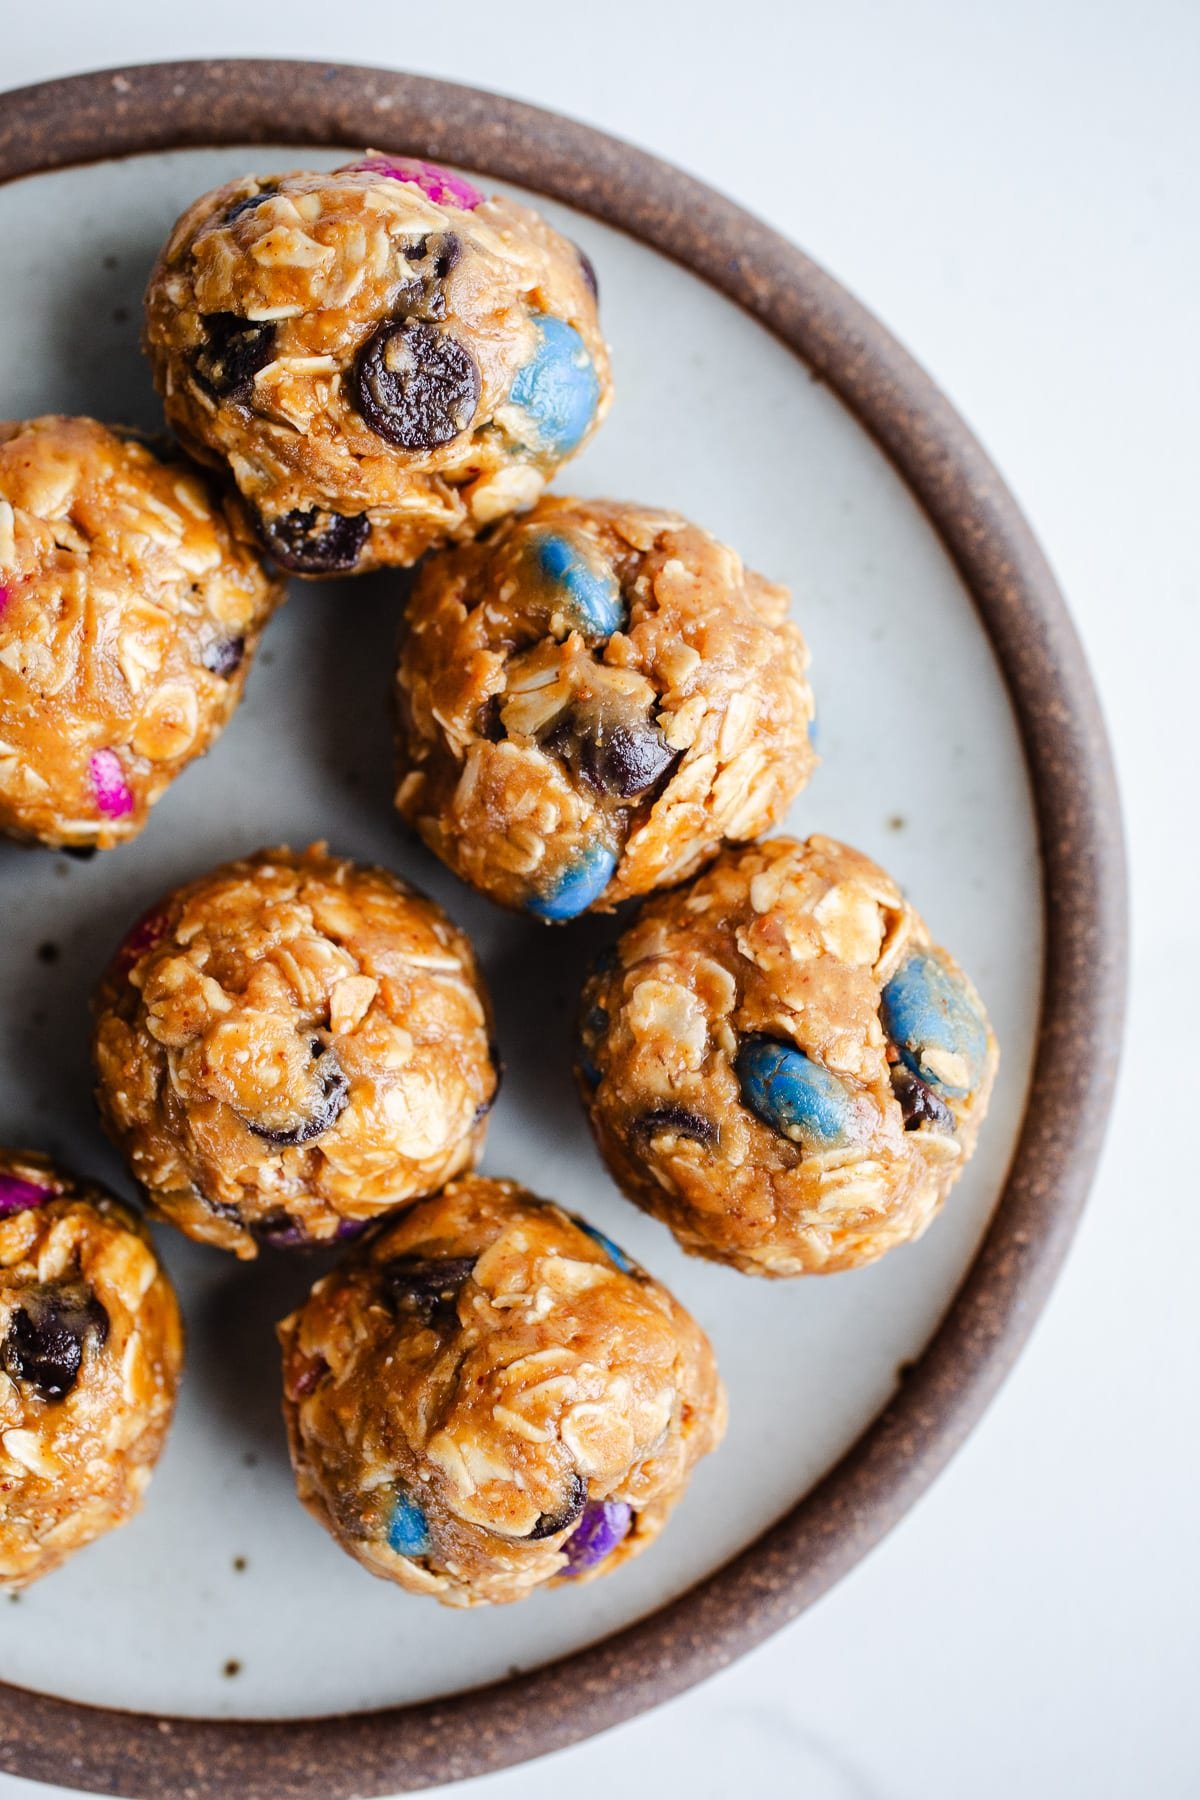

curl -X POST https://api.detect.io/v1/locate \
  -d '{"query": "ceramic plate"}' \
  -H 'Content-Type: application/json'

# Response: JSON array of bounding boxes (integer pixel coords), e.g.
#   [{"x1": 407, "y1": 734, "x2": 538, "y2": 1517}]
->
[{"x1": 0, "y1": 62, "x2": 1125, "y2": 1800}]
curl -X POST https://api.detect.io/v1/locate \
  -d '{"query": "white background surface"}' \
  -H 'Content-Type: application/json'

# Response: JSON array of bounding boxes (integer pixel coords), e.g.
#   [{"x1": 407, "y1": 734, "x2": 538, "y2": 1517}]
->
[{"x1": 1, "y1": 2, "x2": 1195, "y2": 1797}]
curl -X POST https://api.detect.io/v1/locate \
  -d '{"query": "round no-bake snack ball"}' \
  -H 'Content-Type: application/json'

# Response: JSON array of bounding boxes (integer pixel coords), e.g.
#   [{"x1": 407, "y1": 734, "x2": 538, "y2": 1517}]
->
[
  {"x1": 92, "y1": 845, "x2": 498, "y2": 1259},
  {"x1": 144, "y1": 156, "x2": 610, "y2": 575},
  {"x1": 0, "y1": 1149, "x2": 183, "y2": 1588},
  {"x1": 0, "y1": 416, "x2": 281, "y2": 849},
  {"x1": 395, "y1": 498, "x2": 816, "y2": 919},
  {"x1": 279, "y1": 1175, "x2": 725, "y2": 1606},
  {"x1": 577, "y1": 835, "x2": 997, "y2": 1276}
]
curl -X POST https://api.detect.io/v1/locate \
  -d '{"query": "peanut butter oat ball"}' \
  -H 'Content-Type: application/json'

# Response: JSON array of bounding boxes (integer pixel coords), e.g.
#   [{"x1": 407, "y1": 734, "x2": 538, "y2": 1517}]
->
[
  {"x1": 143, "y1": 157, "x2": 611, "y2": 576},
  {"x1": 577, "y1": 836, "x2": 997, "y2": 1276},
  {"x1": 92, "y1": 845, "x2": 498, "y2": 1259},
  {"x1": 395, "y1": 498, "x2": 816, "y2": 919},
  {"x1": 278, "y1": 1175, "x2": 725, "y2": 1607},
  {"x1": 0, "y1": 1148, "x2": 183, "y2": 1588},
  {"x1": 0, "y1": 416, "x2": 281, "y2": 850}
]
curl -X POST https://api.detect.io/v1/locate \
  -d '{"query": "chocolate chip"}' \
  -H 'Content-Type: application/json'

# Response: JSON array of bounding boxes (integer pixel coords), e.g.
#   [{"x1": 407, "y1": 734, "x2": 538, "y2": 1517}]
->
[
  {"x1": 527, "y1": 1472, "x2": 587, "y2": 1540},
  {"x1": 202, "y1": 636, "x2": 245, "y2": 677},
  {"x1": 574, "y1": 244, "x2": 599, "y2": 300},
  {"x1": 393, "y1": 231, "x2": 463, "y2": 321},
  {"x1": 247, "y1": 1042, "x2": 350, "y2": 1147},
  {"x1": 2, "y1": 1282, "x2": 109, "y2": 1401},
  {"x1": 261, "y1": 507, "x2": 369, "y2": 575},
  {"x1": 223, "y1": 188, "x2": 276, "y2": 226},
  {"x1": 193, "y1": 313, "x2": 276, "y2": 400},
  {"x1": 352, "y1": 319, "x2": 480, "y2": 449},
  {"x1": 891, "y1": 1065, "x2": 955, "y2": 1133},
  {"x1": 479, "y1": 695, "x2": 506, "y2": 742},
  {"x1": 636, "y1": 1105, "x2": 717, "y2": 1145},
  {"x1": 544, "y1": 709, "x2": 677, "y2": 802},
  {"x1": 579, "y1": 722, "x2": 677, "y2": 799},
  {"x1": 382, "y1": 1255, "x2": 476, "y2": 1325},
  {"x1": 62, "y1": 845, "x2": 97, "y2": 862}
]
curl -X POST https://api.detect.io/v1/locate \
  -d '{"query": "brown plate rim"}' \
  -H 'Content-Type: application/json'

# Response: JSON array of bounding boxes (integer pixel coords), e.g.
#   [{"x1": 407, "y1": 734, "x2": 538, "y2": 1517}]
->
[{"x1": 0, "y1": 57, "x2": 1127, "y2": 1800}]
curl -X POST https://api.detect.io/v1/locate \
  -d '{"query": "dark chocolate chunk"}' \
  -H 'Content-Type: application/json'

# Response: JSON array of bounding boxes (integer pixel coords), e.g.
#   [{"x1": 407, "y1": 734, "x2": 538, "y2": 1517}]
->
[
  {"x1": 260, "y1": 507, "x2": 370, "y2": 575},
  {"x1": 636, "y1": 1105, "x2": 717, "y2": 1146},
  {"x1": 247, "y1": 1041, "x2": 350, "y2": 1147},
  {"x1": 527, "y1": 1472, "x2": 587, "y2": 1540},
  {"x1": 382, "y1": 1255, "x2": 476, "y2": 1325},
  {"x1": 393, "y1": 231, "x2": 463, "y2": 321},
  {"x1": 2, "y1": 1281, "x2": 109, "y2": 1401},
  {"x1": 352, "y1": 318, "x2": 480, "y2": 449},
  {"x1": 574, "y1": 244, "x2": 599, "y2": 300},
  {"x1": 891, "y1": 1064, "x2": 956, "y2": 1133},
  {"x1": 223, "y1": 188, "x2": 277, "y2": 226},
  {"x1": 578, "y1": 721, "x2": 677, "y2": 799},
  {"x1": 202, "y1": 636, "x2": 245, "y2": 677},
  {"x1": 192, "y1": 313, "x2": 276, "y2": 400}
]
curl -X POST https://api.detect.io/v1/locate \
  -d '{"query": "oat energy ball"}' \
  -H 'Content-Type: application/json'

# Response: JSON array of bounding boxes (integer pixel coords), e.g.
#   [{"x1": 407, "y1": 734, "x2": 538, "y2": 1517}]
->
[
  {"x1": 279, "y1": 1176, "x2": 725, "y2": 1606},
  {"x1": 395, "y1": 498, "x2": 816, "y2": 918},
  {"x1": 144, "y1": 156, "x2": 611, "y2": 575},
  {"x1": 93, "y1": 845, "x2": 498, "y2": 1259},
  {"x1": 0, "y1": 416, "x2": 281, "y2": 849},
  {"x1": 577, "y1": 836, "x2": 998, "y2": 1276},
  {"x1": 0, "y1": 1149, "x2": 183, "y2": 1588}
]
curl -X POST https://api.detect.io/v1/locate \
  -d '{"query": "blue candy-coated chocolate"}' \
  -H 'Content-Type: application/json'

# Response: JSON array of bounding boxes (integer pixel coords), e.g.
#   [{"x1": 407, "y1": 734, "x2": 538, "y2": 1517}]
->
[
  {"x1": 508, "y1": 316, "x2": 599, "y2": 455},
  {"x1": 533, "y1": 532, "x2": 626, "y2": 637},
  {"x1": 575, "y1": 1218, "x2": 635, "y2": 1273},
  {"x1": 387, "y1": 1493, "x2": 432, "y2": 1557},
  {"x1": 559, "y1": 1499, "x2": 633, "y2": 1575},
  {"x1": 880, "y1": 950, "x2": 988, "y2": 1098},
  {"x1": 527, "y1": 843, "x2": 618, "y2": 920},
  {"x1": 735, "y1": 1036, "x2": 856, "y2": 1150}
]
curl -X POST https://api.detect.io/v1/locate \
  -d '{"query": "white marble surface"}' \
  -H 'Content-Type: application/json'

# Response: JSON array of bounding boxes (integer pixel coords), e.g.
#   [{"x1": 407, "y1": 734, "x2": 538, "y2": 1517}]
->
[{"x1": 1, "y1": 1, "x2": 1196, "y2": 1795}]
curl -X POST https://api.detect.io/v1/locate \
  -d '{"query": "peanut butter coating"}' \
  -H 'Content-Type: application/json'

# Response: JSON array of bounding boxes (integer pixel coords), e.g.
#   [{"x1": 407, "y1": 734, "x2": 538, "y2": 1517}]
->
[
  {"x1": 279, "y1": 1176, "x2": 725, "y2": 1606},
  {"x1": 0, "y1": 415, "x2": 281, "y2": 849},
  {"x1": 0, "y1": 1149, "x2": 183, "y2": 1589},
  {"x1": 92, "y1": 845, "x2": 498, "y2": 1258}
]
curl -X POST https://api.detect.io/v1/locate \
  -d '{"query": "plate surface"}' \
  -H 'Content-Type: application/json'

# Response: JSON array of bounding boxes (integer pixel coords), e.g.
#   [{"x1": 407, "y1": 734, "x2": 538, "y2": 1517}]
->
[{"x1": 0, "y1": 61, "x2": 1124, "y2": 1800}]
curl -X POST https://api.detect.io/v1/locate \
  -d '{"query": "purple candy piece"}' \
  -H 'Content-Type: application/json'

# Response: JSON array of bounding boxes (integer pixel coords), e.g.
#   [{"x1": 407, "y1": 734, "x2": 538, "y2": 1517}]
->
[
  {"x1": 335, "y1": 1217, "x2": 371, "y2": 1242},
  {"x1": 345, "y1": 156, "x2": 484, "y2": 211},
  {"x1": 90, "y1": 749, "x2": 134, "y2": 819},
  {"x1": 0, "y1": 1174, "x2": 52, "y2": 1218},
  {"x1": 253, "y1": 1212, "x2": 370, "y2": 1249},
  {"x1": 560, "y1": 1499, "x2": 633, "y2": 1576},
  {"x1": 0, "y1": 584, "x2": 10, "y2": 617}
]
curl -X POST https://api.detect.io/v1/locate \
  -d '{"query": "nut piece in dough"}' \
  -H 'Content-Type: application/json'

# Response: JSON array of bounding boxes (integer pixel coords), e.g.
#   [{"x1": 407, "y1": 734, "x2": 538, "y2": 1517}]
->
[
  {"x1": 0, "y1": 1148, "x2": 184, "y2": 1589},
  {"x1": 143, "y1": 158, "x2": 611, "y2": 575},
  {"x1": 278, "y1": 1175, "x2": 725, "y2": 1606},
  {"x1": 92, "y1": 844, "x2": 498, "y2": 1258},
  {"x1": 395, "y1": 498, "x2": 816, "y2": 917},
  {"x1": 0, "y1": 416, "x2": 282, "y2": 849},
  {"x1": 577, "y1": 835, "x2": 998, "y2": 1275}
]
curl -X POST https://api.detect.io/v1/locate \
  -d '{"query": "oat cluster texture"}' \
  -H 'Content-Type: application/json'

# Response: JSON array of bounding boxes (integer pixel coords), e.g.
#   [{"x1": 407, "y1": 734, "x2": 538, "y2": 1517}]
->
[{"x1": 0, "y1": 150, "x2": 997, "y2": 1603}]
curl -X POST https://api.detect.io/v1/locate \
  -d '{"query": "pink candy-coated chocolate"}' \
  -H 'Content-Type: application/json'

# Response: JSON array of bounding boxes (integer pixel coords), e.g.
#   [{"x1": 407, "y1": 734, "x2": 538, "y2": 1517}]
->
[
  {"x1": 0, "y1": 1173, "x2": 53, "y2": 1218},
  {"x1": 0, "y1": 584, "x2": 10, "y2": 618},
  {"x1": 344, "y1": 156, "x2": 484, "y2": 212},
  {"x1": 115, "y1": 907, "x2": 171, "y2": 975},
  {"x1": 90, "y1": 749, "x2": 134, "y2": 820}
]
